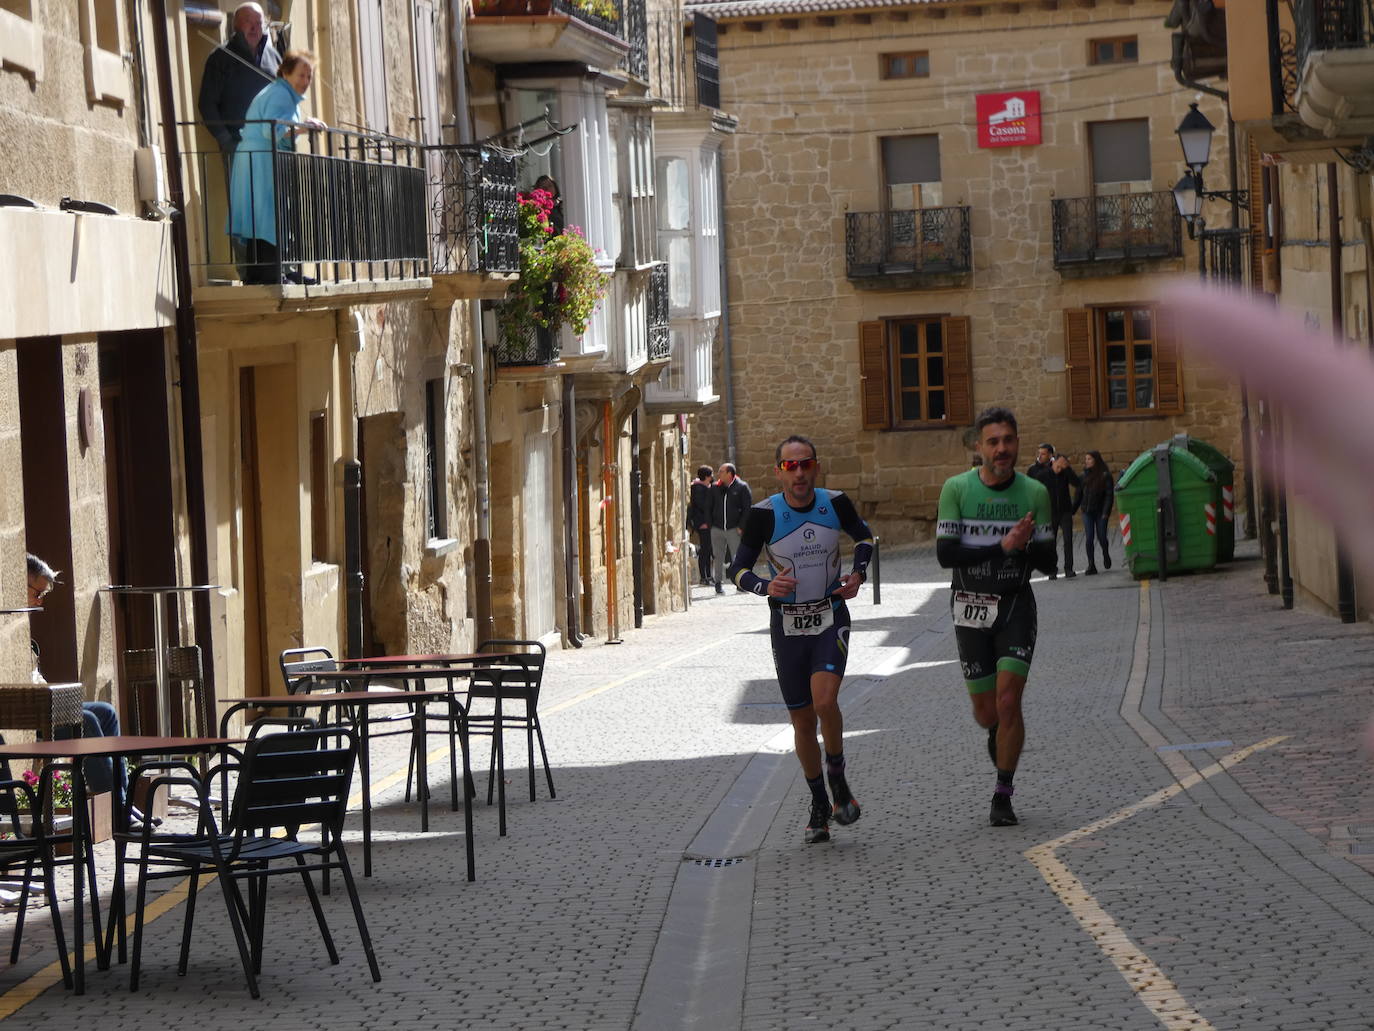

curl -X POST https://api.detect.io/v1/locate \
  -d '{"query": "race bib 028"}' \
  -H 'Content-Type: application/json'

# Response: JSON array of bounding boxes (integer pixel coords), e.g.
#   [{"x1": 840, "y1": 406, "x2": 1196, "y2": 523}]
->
[{"x1": 780, "y1": 599, "x2": 834, "y2": 637}]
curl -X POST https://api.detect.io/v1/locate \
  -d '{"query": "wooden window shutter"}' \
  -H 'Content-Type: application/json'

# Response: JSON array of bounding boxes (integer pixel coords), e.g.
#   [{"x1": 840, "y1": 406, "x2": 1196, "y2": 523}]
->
[
  {"x1": 1063, "y1": 308, "x2": 1097, "y2": 418},
  {"x1": 941, "y1": 315, "x2": 973, "y2": 425},
  {"x1": 858, "y1": 321, "x2": 891, "y2": 429},
  {"x1": 1248, "y1": 140, "x2": 1265, "y2": 291},
  {"x1": 1153, "y1": 304, "x2": 1184, "y2": 414}
]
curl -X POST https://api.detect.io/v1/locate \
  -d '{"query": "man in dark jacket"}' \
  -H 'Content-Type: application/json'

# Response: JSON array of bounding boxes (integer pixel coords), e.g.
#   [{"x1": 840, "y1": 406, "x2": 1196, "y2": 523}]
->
[
  {"x1": 710, "y1": 463, "x2": 752, "y2": 593},
  {"x1": 198, "y1": 3, "x2": 281, "y2": 161},
  {"x1": 1026, "y1": 443, "x2": 1080, "y2": 578},
  {"x1": 687, "y1": 465, "x2": 714, "y2": 586}
]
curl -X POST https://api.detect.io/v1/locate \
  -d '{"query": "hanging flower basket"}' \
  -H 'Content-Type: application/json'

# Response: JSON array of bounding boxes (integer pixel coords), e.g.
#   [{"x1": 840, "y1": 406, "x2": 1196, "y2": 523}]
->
[
  {"x1": 498, "y1": 188, "x2": 609, "y2": 351},
  {"x1": 473, "y1": 0, "x2": 620, "y2": 22}
]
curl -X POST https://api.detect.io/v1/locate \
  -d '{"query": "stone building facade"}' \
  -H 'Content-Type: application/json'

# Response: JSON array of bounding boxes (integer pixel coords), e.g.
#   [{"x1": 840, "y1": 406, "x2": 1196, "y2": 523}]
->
[
  {"x1": 689, "y1": 0, "x2": 1247, "y2": 542},
  {"x1": 1215, "y1": 0, "x2": 1371, "y2": 620}
]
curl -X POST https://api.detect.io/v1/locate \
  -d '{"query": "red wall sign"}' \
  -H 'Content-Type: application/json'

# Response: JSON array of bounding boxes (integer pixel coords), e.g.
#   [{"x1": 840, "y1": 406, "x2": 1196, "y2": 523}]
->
[{"x1": 976, "y1": 91, "x2": 1042, "y2": 148}]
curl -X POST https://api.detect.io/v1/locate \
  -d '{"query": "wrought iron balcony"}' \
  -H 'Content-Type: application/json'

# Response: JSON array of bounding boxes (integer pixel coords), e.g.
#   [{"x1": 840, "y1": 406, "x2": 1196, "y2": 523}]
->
[
  {"x1": 428, "y1": 145, "x2": 520, "y2": 276},
  {"x1": 1290, "y1": 0, "x2": 1374, "y2": 137},
  {"x1": 624, "y1": 0, "x2": 648, "y2": 81},
  {"x1": 186, "y1": 122, "x2": 428, "y2": 289},
  {"x1": 845, "y1": 207, "x2": 972, "y2": 282},
  {"x1": 494, "y1": 312, "x2": 561, "y2": 367},
  {"x1": 1051, "y1": 192, "x2": 1182, "y2": 269},
  {"x1": 647, "y1": 262, "x2": 670, "y2": 362}
]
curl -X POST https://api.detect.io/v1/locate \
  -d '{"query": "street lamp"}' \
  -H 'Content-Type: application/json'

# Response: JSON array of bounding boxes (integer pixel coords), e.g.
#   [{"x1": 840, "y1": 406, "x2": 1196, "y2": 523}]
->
[
  {"x1": 1176, "y1": 102, "x2": 1216, "y2": 174},
  {"x1": 1171, "y1": 172, "x2": 1203, "y2": 230}
]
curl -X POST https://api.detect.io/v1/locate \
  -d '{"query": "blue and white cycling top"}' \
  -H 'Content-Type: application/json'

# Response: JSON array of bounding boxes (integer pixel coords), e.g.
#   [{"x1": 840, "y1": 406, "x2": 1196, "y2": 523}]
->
[{"x1": 728, "y1": 488, "x2": 875, "y2": 604}]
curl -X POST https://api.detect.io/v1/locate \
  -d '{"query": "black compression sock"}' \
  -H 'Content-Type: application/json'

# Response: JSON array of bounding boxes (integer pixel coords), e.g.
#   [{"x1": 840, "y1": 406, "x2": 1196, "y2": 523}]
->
[
  {"x1": 806, "y1": 774, "x2": 829, "y2": 807},
  {"x1": 996, "y1": 768, "x2": 1015, "y2": 795}
]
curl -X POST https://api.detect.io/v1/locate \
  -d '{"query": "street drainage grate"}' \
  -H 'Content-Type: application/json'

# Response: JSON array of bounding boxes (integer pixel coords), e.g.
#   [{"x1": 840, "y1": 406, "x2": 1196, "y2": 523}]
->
[{"x1": 689, "y1": 857, "x2": 748, "y2": 869}]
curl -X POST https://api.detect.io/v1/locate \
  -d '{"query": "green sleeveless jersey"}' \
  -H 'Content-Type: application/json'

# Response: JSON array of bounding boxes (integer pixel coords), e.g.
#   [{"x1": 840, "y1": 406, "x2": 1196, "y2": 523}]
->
[{"x1": 936, "y1": 469, "x2": 1053, "y2": 595}]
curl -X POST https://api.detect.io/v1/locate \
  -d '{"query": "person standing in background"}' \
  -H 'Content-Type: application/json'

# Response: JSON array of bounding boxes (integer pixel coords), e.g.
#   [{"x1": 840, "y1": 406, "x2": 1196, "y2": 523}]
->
[
  {"x1": 1079, "y1": 450, "x2": 1114, "y2": 574},
  {"x1": 709, "y1": 463, "x2": 752, "y2": 594},
  {"x1": 688, "y1": 465, "x2": 714, "y2": 587}
]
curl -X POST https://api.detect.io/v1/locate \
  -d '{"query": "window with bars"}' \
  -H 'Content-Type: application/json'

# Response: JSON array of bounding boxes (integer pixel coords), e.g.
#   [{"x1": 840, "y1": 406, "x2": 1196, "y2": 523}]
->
[
  {"x1": 857, "y1": 316, "x2": 972, "y2": 430},
  {"x1": 1063, "y1": 304, "x2": 1183, "y2": 419}
]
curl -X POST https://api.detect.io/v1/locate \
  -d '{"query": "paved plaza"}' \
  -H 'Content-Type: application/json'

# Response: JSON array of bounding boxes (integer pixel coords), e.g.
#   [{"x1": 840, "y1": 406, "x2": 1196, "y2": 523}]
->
[{"x1": 3, "y1": 538, "x2": 1374, "y2": 1029}]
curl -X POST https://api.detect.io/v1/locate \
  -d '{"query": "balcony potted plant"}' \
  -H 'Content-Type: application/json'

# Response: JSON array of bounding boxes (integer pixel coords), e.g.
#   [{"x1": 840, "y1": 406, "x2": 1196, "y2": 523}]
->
[{"x1": 498, "y1": 186, "x2": 609, "y2": 355}]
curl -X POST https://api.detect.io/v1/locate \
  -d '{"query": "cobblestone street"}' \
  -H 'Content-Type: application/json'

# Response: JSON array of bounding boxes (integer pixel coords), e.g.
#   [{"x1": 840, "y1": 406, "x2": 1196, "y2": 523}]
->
[{"x1": 3, "y1": 540, "x2": 1374, "y2": 1030}]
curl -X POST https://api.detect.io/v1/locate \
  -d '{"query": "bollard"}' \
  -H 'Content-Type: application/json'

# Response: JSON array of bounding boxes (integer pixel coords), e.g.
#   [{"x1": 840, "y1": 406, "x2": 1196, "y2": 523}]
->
[{"x1": 871, "y1": 536, "x2": 881, "y2": 605}]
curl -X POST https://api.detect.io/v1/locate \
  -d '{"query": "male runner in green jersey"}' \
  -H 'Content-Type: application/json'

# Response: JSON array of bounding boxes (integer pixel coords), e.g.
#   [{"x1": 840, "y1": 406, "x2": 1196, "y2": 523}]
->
[{"x1": 936, "y1": 406, "x2": 1056, "y2": 826}]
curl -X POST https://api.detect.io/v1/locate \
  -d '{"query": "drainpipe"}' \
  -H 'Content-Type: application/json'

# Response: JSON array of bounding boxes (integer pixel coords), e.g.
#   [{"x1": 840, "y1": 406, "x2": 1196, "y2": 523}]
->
[
  {"x1": 561, "y1": 376, "x2": 582, "y2": 646},
  {"x1": 149, "y1": 0, "x2": 214, "y2": 700},
  {"x1": 1328, "y1": 165, "x2": 1358, "y2": 622},
  {"x1": 602, "y1": 401, "x2": 621, "y2": 643},
  {"x1": 716, "y1": 148, "x2": 738, "y2": 464},
  {"x1": 450, "y1": 2, "x2": 494, "y2": 644},
  {"x1": 629, "y1": 408, "x2": 644, "y2": 629}
]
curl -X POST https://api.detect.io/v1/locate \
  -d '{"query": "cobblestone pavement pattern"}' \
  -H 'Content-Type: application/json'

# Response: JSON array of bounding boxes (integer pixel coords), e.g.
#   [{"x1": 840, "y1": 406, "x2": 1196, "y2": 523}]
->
[{"x1": 3, "y1": 538, "x2": 1374, "y2": 1029}]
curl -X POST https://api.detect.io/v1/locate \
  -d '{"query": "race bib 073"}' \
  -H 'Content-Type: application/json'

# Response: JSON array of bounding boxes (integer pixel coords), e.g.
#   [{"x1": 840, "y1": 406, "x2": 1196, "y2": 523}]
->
[{"x1": 952, "y1": 591, "x2": 999, "y2": 630}]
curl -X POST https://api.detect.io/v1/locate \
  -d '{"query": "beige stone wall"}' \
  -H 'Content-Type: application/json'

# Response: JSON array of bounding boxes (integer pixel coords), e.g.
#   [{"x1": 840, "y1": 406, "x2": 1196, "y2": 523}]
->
[
  {"x1": 0, "y1": 2, "x2": 142, "y2": 213},
  {"x1": 1254, "y1": 159, "x2": 1372, "y2": 617},
  {"x1": 705, "y1": 1, "x2": 1247, "y2": 543}
]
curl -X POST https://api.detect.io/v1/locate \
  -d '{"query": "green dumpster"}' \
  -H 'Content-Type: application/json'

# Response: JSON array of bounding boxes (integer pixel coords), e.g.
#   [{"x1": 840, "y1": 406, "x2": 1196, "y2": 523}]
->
[
  {"x1": 1114, "y1": 443, "x2": 1218, "y2": 579},
  {"x1": 1168, "y1": 434, "x2": 1236, "y2": 562}
]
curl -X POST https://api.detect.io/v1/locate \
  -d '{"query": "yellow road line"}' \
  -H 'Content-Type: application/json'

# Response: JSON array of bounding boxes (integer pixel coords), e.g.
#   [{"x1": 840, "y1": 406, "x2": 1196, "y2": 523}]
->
[
  {"x1": 542, "y1": 635, "x2": 726, "y2": 715},
  {"x1": 1027, "y1": 729, "x2": 1287, "y2": 1027}
]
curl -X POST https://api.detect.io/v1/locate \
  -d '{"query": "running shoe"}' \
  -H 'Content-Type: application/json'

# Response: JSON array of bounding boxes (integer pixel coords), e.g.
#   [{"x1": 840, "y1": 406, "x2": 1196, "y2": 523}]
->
[
  {"x1": 830, "y1": 781, "x2": 861, "y2": 826},
  {"x1": 805, "y1": 799, "x2": 831, "y2": 843},
  {"x1": 989, "y1": 790, "x2": 1018, "y2": 827},
  {"x1": 986, "y1": 723, "x2": 999, "y2": 766}
]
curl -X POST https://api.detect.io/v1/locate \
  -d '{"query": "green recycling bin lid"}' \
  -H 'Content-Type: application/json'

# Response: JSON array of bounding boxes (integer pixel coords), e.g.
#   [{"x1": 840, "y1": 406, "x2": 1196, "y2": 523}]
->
[{"x1": 1116, "y1": 445, "x2": 1214, "y2": 491}]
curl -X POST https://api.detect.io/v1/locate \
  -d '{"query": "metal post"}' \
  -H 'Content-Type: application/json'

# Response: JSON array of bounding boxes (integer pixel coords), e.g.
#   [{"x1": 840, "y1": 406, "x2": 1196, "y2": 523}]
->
[{"x1": 870, "y1": 536, "x2": 881, "y2": 606}]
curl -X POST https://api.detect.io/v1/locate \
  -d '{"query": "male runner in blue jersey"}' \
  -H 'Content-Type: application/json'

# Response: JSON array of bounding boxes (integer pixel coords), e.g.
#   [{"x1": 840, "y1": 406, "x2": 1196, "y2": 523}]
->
[{"x1": 729, "y1": 435, "x2": 876, "y2": 844}]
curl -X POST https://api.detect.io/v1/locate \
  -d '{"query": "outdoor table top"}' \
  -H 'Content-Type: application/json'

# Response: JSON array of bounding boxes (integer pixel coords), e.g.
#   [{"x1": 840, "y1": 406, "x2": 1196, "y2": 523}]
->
[
  {"x1": 287, "y1": 666, "x2": 501, "y2": 682},
  {"x1": 0, "y1": 735, "x2": 240, "y2": 759},
  {"x1": 335, "y1": 652, "x2": 524, "y2": 666},
  {"x1": 222, "y1": 689, "x2": 458, "y2": 706}
]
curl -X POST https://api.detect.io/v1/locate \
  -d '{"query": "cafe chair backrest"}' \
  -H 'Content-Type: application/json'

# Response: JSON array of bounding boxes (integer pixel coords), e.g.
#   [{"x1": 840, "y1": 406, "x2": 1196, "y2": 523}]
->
[
  {"x1": 279, "y1": 646, "x2": 338, "y2": 695},
  {"x1": 227, "y1": 727, "x2": 356, "y2": 850}
]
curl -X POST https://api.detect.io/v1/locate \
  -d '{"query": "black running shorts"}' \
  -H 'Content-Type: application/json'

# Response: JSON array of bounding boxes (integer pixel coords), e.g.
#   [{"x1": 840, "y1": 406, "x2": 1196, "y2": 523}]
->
[
  {"x1": 768, "y1": 600, "x2": 851, "y2": 710},
  {"x1": 952, "y1": 588, "x2": 1037, "y2": 694}
]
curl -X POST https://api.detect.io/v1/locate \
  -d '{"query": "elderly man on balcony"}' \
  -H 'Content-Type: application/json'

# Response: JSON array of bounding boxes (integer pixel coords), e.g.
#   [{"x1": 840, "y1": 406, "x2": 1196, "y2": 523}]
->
[{"x1": 198, "y1": 3, "x2": 280, "y2": 164}]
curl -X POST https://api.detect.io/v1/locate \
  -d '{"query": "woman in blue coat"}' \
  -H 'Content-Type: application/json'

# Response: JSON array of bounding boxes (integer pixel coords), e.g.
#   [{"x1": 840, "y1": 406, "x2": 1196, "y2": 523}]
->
[{"x1": 228, "y1": 49, "x2": 326, "y2": 284}]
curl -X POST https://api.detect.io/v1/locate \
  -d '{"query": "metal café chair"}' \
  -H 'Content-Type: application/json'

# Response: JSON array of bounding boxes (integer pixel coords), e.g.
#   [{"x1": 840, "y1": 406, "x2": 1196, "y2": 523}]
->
[
  {"x1": 466, "y1": 639, "x2": 555, "y2": 806},
  {"x1": 0, "y1": 771, "x2": 76, "y2": 988},
  {"x1": 128, "y1": 727, "x2": 380, "y2": 998}
]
